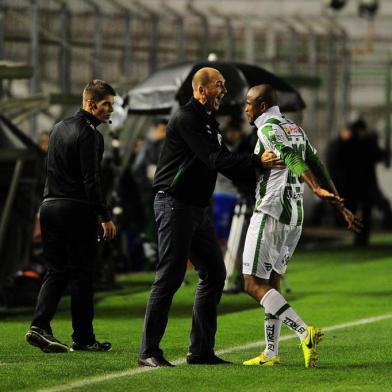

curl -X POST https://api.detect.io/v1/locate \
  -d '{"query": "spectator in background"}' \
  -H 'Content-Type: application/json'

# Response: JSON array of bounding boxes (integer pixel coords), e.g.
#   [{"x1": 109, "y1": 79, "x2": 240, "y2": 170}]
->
[
  {"x1": 38, "y1": 131, "x2": 49, "y2": 153},
  {"x1": 213, "y1": 118, "x2": 253, "y2": 293},
  {"x1": 132, "y1": 119, "x2": 168, "y2": 244},
  {"x1": 32, "y1": 131, "x2": 50, "y2": 243},
  {"x1": 327, "y1": 118, "x2": 392, "y2": 246},
  {"x1": 213, "y1": 119, "x2": 244, "y2": 240}
]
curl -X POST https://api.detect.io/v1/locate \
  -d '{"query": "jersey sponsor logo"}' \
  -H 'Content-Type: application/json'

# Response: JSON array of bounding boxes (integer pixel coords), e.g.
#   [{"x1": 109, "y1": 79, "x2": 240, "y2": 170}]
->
[
  {"x1": 286, "y1": 187, "x2": 303, "y2": 200},
  {"x1": 282, "y1": 123, "x2": 302, "y2": 136}
]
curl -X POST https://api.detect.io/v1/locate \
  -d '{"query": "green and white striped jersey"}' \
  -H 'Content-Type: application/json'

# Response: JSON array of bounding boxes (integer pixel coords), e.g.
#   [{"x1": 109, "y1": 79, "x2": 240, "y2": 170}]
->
[{"x1": 253, "y1": 106, "x2": 316, "y2": 226}]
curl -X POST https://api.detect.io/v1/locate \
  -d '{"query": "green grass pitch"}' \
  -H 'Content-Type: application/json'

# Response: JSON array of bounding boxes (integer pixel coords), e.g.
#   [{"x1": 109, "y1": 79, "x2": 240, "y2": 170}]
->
[{"x1": 1, "y1": 234, "x2": 391, "y2": 391}]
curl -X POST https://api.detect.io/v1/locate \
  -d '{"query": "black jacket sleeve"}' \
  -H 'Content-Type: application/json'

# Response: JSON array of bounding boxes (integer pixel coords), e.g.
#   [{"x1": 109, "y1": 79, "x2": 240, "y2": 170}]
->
[
  {"x1": 78, "y1": 125, "x2": 111, "y2": 222},
  {"x1": 176, "y1": 114, "x2": 259, "y2": 179}
]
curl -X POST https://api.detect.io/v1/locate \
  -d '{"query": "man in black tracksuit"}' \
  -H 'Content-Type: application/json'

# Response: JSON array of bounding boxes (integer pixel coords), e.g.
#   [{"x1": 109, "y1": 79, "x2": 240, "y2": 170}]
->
[
  {"x1": 139, "y1": 67, "x2": 283, "y2": 367},
  {"x1": 25, "y1": 80, "x2": 117, "y2": 353}
]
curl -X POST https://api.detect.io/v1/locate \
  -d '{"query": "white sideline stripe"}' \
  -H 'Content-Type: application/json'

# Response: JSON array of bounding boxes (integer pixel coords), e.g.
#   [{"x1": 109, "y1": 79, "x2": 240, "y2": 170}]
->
[{"x1": 37, "y1": 313, "x2": 392, "y2": 392}]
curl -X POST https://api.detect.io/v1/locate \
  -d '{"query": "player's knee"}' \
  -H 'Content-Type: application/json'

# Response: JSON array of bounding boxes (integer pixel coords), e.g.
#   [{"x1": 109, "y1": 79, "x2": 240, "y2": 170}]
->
[
  {"x1": 244, "y1": 275, "x2": 271, "y2": 300},
  {"x1": 269, "y1": 271, "x2": 281, "y2": 291}
]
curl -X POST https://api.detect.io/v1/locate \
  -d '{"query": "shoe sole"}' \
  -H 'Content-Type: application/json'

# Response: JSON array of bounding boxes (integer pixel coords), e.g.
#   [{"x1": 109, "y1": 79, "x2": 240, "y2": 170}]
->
[
  {"x1": 308, "y1": 328, "x2": 323, "y2": 368},
  {"x1": 138, "y1": 359, "x2": 174, "y2": 367},
  {"x1": 70, "y1": 347, "x2": 112, "y2": 352},
  {"x1": 243, "y1": 361, "x2": 280, "y2": 366},
  {"x1": 26, "y1": 331, "x2": 69, "y2": 353}
]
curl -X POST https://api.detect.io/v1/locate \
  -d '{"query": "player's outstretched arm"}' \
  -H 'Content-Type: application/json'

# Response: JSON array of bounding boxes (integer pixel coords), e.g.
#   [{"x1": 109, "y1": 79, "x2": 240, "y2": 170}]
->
[
  {"x1": 300, "y1": 170, "x2": 343, "y2": 204},
  {"x1": 335, "y1": 204, "x2": 363, "y2": 233},
  {"x1": 301, "y1": 170, "x2": 363, "y2": 233}
]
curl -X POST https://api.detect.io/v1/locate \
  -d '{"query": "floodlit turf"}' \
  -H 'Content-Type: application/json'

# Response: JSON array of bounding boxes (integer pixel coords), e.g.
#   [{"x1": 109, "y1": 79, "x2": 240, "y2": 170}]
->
[{"x1": 1, "y1": 234, "x2": 392, "y2": 391}]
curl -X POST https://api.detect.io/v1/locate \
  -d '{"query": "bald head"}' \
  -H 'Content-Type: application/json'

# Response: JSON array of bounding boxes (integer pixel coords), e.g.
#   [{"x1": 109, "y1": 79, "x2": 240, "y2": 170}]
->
[
  {"x1": 247, "y1": 84, "x2": 277, "y2": 108},
  {"x1": 192, "y1": 67, "x2": 227, "y2": 113},
  {"x1": 192, "y1": 67, "x2": 223, "y2": 91},
  {"x1": 245, "y1": 84, "x2": 278, "y2": 124}
]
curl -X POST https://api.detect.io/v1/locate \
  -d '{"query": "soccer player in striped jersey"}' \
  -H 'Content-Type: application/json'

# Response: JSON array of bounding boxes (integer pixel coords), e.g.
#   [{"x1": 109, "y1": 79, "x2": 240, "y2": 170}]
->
[{"x1": 242, "y1": 84, "x2": 362, "y2": 368}]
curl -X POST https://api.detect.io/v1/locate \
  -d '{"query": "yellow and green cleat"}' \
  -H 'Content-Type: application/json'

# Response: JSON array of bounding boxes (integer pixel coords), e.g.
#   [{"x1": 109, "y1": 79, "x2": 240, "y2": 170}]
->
[
  {"x1": 299, "y1": 325, "x2": 323, "y2": 368},
  {"x1": 243, "y1": 352, "x2": 280, "y2": 366}
]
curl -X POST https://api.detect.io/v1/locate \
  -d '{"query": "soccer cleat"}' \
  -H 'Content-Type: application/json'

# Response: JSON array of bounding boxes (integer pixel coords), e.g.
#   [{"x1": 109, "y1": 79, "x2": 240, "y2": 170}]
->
[
  {"x1": 25, "y1": 326, "x2": 69, "y2": 353},
  {"x1": 299, "y1": 325, "x2": 323, "y2": 368},
  {"x1": 243, "y1": 352, "x2": 280, "y2": 366},
  {"x1": 70, "y1": 341, "x2": 112, "y2": 352}
]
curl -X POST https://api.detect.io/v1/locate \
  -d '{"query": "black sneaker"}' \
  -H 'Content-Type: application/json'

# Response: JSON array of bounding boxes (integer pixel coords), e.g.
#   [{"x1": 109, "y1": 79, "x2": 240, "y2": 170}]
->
[
  {"x1": 186, "y1": 353, "x2": 231, "y2": 365},
  {"x1": 70, "y1": 341, "x2": 112, "y2": 352},
  {"x1": 25, "y1": 326, "x2": 69, "y2": 353}
]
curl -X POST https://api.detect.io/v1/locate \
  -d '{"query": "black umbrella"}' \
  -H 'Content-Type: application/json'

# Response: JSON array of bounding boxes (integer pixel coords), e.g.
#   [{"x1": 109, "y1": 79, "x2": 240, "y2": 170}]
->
[{"x1": 128, "y1": 61, "x2": 305, "y2": 114}]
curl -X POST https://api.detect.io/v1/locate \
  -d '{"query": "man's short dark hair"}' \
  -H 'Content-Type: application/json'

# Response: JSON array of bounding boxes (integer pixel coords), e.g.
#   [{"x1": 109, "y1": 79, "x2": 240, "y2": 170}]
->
[{"x1": 83, "y1": 79, "x2": 116, "y2": 103}]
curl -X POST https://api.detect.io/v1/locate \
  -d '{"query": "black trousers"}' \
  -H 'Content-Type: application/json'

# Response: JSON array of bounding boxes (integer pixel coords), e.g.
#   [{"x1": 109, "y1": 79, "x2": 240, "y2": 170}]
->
[
  {"x1": 140, "y1": 192, "x2": 226, "y2": 358},
  {"x1": 31, "y1": 200, "x2": 98, "y2": 345}
]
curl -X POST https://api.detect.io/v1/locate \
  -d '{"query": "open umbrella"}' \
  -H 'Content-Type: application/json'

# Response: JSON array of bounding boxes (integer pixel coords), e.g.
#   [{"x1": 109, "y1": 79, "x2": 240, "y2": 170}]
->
[
  {"x1": 127, "y1": 62, "x2": 191, "y2": 115},
  {"x1": 128, "y1": 61, "x2": 305, "y2": 114}
]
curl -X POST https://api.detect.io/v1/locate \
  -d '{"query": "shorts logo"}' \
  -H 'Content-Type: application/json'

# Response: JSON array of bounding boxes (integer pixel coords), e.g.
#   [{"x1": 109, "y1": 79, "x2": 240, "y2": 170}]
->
[
  {"x1": 282, "y1": 254, "x2": 290, "y2": 266},
  {"x1": 265, "y1": 263, "x2": 272, "y2": 272}
]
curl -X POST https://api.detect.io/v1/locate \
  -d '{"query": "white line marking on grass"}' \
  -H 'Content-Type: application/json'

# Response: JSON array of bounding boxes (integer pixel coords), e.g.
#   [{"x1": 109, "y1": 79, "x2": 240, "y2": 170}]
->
[{"x1": 37, "y1": 313, "x2": 392, "y2": 392}]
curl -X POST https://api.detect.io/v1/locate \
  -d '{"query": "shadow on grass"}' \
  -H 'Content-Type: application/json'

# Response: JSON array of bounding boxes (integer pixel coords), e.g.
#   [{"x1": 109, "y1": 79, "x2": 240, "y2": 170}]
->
[
  {"x1": 327, "y1": 362, "x2": 392, "y2": 369},
  {"x1": 1, "y1": 284, "x2": 256, "y2": 321},
  {"x1": 296, "y1": 243, "x2": 392, "y2": 264}
]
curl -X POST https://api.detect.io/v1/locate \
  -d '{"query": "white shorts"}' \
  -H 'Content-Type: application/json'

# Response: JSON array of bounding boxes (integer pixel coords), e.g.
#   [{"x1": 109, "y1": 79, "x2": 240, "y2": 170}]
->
[{"x1": 242, "y1": 212, "x2": 302, "y2": 279}]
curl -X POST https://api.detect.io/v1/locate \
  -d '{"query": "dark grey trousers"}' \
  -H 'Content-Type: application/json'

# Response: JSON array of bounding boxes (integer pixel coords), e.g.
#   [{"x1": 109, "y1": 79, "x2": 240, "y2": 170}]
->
[{"x1": 139, "y1": 192, "x2": 226, "y2": 358}]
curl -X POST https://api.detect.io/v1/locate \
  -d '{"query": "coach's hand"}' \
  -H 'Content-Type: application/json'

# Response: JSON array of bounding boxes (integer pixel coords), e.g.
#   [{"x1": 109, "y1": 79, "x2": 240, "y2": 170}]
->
[
  {"x1": 260, "y1": 150, "x2": 285, "y2": 169},
  {"x1": 101, "y1": 220, "x2": 117, "y2": 240}
]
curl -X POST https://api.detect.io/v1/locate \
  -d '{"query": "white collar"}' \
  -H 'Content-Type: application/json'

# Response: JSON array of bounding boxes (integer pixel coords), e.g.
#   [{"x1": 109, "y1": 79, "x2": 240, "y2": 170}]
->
[{"x1": 254, "y1": 106, "x2": 282, "y2": 129}]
